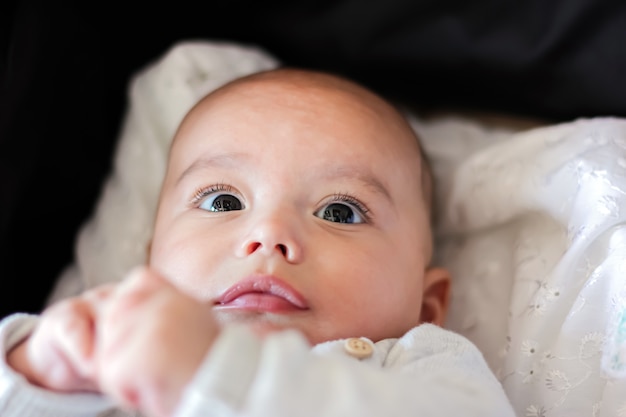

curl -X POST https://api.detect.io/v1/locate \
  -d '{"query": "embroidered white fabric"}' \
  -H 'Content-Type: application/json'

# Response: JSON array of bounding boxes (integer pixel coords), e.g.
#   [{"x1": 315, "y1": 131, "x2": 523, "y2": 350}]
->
[{"x1": 50, "y1": 40, "x2": 626, "y2": 416}]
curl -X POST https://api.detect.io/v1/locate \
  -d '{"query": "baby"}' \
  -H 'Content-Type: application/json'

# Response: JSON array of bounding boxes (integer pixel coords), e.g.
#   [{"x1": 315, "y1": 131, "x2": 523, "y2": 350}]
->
[{"x1": 1, "y1": 68, "x2": 515, "y2": 416}]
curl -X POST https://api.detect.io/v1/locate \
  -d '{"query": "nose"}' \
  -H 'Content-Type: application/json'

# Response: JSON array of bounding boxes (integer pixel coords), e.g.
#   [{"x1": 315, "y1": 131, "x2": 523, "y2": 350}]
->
[{"x1": 236, "y1": 211, "x2": 304, "y2": 263}]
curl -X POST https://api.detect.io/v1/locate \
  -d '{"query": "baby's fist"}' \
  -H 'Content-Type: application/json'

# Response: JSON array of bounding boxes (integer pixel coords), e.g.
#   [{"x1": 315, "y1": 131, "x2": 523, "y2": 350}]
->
[{"x1": 96, "y1": 266, "x2": 219, "y2": 417}]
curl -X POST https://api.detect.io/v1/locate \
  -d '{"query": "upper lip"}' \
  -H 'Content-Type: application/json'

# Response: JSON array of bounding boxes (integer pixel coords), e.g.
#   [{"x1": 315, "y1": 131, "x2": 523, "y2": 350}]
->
[{"x1": 215, "y1": 275, "x2": 309, "y2": 309}]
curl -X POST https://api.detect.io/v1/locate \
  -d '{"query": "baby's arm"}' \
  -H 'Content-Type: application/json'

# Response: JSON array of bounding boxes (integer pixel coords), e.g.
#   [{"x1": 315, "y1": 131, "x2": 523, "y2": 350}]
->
[
  {"x1": 1, "y1": 267, "x2": 219, "y2": 417},
  {"x1": 7, "y1": 285, "x2": 111, "y2": 393},
  {"x1": 0, "y1": 312, "x2": 115, "y2": 417}
]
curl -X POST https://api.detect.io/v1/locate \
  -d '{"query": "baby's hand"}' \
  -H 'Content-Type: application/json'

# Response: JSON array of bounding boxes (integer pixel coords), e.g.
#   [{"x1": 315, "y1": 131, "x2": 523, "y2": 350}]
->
[
  {"x1": 95, "y1": 267, "x2": 220, "y2": 417},
  {"x1": 7, "y1": 285, "x2": 112, "y2": 392}
]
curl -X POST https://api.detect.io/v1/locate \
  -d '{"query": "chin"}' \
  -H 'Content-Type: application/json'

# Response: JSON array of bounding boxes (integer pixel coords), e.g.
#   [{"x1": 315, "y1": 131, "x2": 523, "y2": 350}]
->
[
  {"x1": 216, "y1": 312, "x2": 302, "y2": 337},
  {"x1": 243, "y1": 321, "x2": 311, "y2": 343}
]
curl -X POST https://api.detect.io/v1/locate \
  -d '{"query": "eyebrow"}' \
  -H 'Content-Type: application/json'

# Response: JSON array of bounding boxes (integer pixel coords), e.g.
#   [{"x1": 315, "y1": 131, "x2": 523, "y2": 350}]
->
[
  {"x1": 176, "y1": 152, "x2": 391, "y2": 201},
  {"x1": 315, "y1": 165, "x2": 392, "y2": 201},
  {"x1": 176, "y1": 152, "x2": 249, "y2": 185}
]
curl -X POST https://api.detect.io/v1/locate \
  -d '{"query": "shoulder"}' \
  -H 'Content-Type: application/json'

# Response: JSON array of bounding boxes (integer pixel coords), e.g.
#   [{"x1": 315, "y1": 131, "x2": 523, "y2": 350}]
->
[
  {"x1": 380, "y1": 324, "x2": 489, "y2": 371},
  {"x1": 396, "y1": 323, "x2": 481, "y2": 352}
]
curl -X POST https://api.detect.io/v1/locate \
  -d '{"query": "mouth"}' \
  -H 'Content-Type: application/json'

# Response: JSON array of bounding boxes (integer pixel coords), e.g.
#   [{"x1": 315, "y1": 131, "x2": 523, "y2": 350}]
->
[{"x1": 214, "y1": 275, "x2": 309, "y2": 313}]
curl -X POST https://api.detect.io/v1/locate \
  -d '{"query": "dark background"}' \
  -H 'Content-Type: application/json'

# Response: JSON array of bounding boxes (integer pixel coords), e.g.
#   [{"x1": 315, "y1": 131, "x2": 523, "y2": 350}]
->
[{"x1": 2, "y1": 0, "x2": 625, "y2": 318}]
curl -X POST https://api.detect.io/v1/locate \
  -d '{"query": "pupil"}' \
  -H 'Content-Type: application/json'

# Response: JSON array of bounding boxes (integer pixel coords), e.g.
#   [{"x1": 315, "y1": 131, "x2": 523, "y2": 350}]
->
[
  {"x1": 324, "y1": 203, "x2": 353, "y2": 223},
  {"x1": 212, "y1": 195, "x2": 241, "y2": 211}
]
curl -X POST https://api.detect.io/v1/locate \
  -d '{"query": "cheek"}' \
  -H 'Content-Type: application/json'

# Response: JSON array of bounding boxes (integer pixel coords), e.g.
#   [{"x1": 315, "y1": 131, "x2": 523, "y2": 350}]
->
[
  {"x1": 149, "y1": 225, "x2": 226, "y2": 297},
  {"x1": 313, "y1": 239, "x2": 424, "y2": 341},
  {"x1": 319, "y1": 237, "x2": 420, "y2": 301}
]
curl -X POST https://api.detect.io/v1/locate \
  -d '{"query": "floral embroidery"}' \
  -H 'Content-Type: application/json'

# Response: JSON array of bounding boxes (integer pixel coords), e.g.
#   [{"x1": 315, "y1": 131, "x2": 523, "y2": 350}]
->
[
  {"x1": 521, "y1": 340, "x2": 538, "y2": 357},
  {"x1": 542, "y1": 351, "x2": 554, "y2": 362},
  {"x1": 528, "y1": 301, "x2": 547, "y2": 316},
  {"x1": 545, "y1": 370, "x2": 571, "y2": 391},
  {"x1": 526, "y1": 404, "x2": 546, "y2": 417},
  {"x1": 597, "y1": 195, "x2": 619, "y2": 218},
  {"x1": 544, "y1": 286, "x2": 561, "y2": 301},
  {"x1": 579, "y1": 333, "x2": 604, "y2": 359},
  {"x1": 520, "y1": 362, "x2": 542, "y2": 384},
  {"x1": 525, "y1": 280, "x2": 563, "y2": 317}
]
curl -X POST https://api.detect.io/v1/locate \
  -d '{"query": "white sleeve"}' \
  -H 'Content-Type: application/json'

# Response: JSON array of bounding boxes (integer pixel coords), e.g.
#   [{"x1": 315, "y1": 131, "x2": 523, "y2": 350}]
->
[
  {"x1": 0, "y1": 313, "x2": 128, "y2": 417},
  {"x1": 174, "y1": 323, "x2": 515, "y2": 417}
]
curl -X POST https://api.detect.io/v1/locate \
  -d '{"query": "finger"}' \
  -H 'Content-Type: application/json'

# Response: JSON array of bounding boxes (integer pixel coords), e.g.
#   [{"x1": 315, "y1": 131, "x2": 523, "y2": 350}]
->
[
  {"x1": 29, "y1": 298, "x2": 100, "y2": 391},
  {"x1": 82, "y1": 283, "x2": 116, "y2": 302},
  {"x1": 95, "y1": 268, "x2": 168, "y2": 360},
  {"x1": 81, "y1": 284, "x2": 117, "y2": 319},
  {"x1": 53, "y1": 300, "x2": 99, "y2": 380}
]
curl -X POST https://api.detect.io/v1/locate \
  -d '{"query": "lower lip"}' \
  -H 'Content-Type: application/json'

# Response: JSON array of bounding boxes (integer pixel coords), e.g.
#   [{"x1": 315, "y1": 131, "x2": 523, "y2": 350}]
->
[{"x1": 216, "y1": 293, "x2": 306, "y2": 313}]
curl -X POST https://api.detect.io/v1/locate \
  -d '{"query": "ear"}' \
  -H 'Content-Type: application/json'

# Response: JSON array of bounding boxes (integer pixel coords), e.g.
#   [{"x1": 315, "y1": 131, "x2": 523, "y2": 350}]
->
[{"x1": 419, "y1": 267, "x2": 451, "y2": 326}]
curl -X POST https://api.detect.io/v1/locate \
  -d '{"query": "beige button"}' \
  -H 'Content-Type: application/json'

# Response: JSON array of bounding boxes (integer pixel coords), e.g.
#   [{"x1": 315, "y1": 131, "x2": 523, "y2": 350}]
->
[{"x1": 344, "y1": 337, "x2": 373, "y2": 359}]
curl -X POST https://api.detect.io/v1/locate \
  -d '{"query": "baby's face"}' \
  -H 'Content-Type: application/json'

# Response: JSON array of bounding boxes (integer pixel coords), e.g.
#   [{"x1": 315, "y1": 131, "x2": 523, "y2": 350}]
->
[{"x1": 150, "y1": 71, "x2": 444, "y2": 344}]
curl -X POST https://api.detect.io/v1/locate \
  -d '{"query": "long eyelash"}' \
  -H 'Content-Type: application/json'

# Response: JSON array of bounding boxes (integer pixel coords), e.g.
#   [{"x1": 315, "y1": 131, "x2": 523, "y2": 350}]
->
[
  {"x1": 190, "y1": 183, "x2": 233, "y2": 205},
  {"x1": 330, "y1": 193, "x2": 372, "y2": 221}
]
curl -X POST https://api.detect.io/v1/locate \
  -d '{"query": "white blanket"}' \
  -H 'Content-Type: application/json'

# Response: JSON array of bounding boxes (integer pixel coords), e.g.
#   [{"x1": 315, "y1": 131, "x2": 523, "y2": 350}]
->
[
  {"x1": 416, "y1": 114, "x2": 626, "y2": 416},
  {"x1": 51, "y1": 40, "x2": 626, "y2": 416}
]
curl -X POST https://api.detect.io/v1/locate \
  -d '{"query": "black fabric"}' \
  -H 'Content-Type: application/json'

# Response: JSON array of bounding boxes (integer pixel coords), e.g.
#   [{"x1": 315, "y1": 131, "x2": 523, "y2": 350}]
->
[
  {"x1": 1, "y1": 1, "x2": 110, "y2": 318},
  {"x1": 2, "y1": 0, "x2": 625, "y2": 318}
]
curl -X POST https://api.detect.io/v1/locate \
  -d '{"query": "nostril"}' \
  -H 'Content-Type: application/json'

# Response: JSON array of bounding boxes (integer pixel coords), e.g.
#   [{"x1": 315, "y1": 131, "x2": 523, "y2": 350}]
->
[
  {"x1": 242, "y1": 241, "x2": 293, "y2": 259},
  {"x1": 247, "y1": 242, "x2": 262, "y2": 255}
]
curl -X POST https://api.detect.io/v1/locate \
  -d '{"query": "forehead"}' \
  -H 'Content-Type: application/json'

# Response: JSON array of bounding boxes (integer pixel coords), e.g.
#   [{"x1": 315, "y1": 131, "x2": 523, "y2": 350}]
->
[{"x1": 172, "y1": 72, "x2": 422, "y2": 163}]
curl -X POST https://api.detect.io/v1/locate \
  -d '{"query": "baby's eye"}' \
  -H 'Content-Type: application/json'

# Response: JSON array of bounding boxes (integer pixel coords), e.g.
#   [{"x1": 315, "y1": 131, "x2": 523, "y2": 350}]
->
[
  {"x1": 199, "y1": 193, "x2": 243, "y2": 212},
  {"x1": 314, "y1": 202, "x2": 366, "y2": 224}
]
